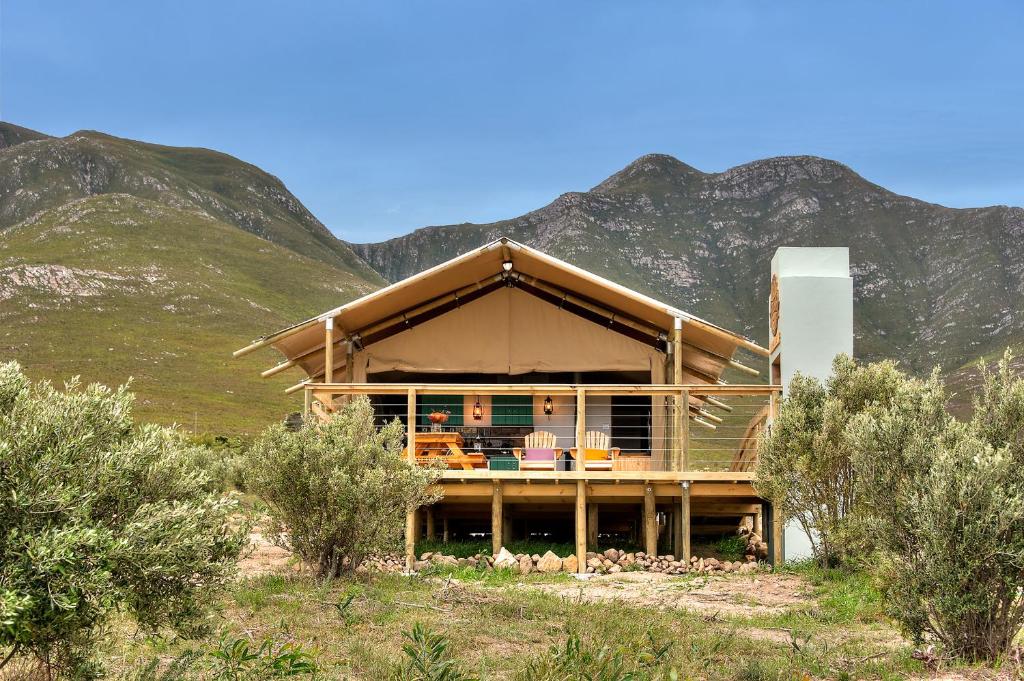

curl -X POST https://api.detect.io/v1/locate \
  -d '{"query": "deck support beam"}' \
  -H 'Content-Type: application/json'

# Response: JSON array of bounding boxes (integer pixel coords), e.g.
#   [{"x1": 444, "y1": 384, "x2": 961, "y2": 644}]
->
[
  {"x1": 425, "y1": 506, "x2": 436, "y2": 541},
  {"x1": 575, "y1": 388, "x2": 587, "y2": 470},
  {"x1": 491, "y1": 481, "x2": 504, "y2": 555},
  {"x1": 679, "y1": 481, "x2": 691, "y2": 560},
  {"x1": 587, "y1": 503, "x2": 598, "y2": 550},
  {"x1": 643, "y1": 483, "x2": 657, "y2": 556},
  {"x1": 575, "y1": 480, "x2": 587, "y2": 573},
  {"x1": 442, "y1": 516, "x2": 449, "y2": 544},
  {"x1": 405, "y1": 508, "x2": 417, "y2": 572}
]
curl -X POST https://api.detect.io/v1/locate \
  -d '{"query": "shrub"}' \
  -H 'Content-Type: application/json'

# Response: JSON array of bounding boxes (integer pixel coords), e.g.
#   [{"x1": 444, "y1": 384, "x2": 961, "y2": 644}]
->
[
  {"x1": 515, "y1": 628, "x2": 672, "y2": 681},
  {"x1": 244, "y1": 396, "x2": 442, "y2": 577},
  {"x1": 392, "y1": 623, "x2": 473, "y2": 681},
  {"x1": 754, "y1": 354, "x2": 908, "y2": 566},
  {"x1": 852, "y1": 351, "x2": 1024, "y2": 662},
  {"x1": 0, "y1": 362, "x2": 247, "y2": 679}
]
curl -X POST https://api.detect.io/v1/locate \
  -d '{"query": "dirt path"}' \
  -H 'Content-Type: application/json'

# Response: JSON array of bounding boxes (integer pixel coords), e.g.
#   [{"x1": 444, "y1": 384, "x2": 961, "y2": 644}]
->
[
  {"x1": 238, "y1": 530, "x2": 294, "y2": 577},
  {"x1": 523, "y1": 570, "x2": 812, "y2": 617}
]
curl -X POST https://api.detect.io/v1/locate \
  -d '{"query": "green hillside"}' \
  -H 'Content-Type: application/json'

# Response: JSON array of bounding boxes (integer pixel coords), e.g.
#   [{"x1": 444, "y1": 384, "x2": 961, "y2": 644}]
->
[
  {"x1": 0, "y1": 123, "x2": 378, "y2": 278},
  {"x1": 0, "y1": 193, "x2": 378, "y2": 432}
]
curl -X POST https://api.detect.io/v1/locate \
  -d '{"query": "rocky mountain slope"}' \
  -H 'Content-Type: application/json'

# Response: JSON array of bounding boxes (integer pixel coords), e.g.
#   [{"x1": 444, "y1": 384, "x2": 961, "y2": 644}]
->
[
  {"x1": 354, "y1": 154, "x2": 1024, "y2": 376},
  {"x1": 0, "y1": 123, "x2": 383, "y2": 431}
]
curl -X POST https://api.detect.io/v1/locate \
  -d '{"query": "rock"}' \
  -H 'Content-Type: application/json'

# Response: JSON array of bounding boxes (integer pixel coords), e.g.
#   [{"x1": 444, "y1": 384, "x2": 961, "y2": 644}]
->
[
  {"x1": 587, "y1": 557, "x2": 603, "y2": 569},
  {"x1": 493, "y1": 547, "x2": 518, "y2": 570},
  {"x1": 562, "y1": 554, "x2": 578, "y2": 572},
  {"x1": 536, "y1": 551, "x2": 562, "y2": 573},
  {"x1": 586, "y1": 566, "x2": 595, "y2": 573},
  {"x1": 519, "y1": 555, "x2": 533, "y2": 575},
  {"x1": 663, "y1": 554, "x2": 675, "y2": 562},
  {"x1": 414, "y1": 560, "x2": 427, "y2": 571},
  {"x1": 531, "y1": 554, "x2": 541, "y2": 563},
  {"x1": 603, "y1": 548, "x2": 619, "y2": 562},
  {"x1": 441, "y1": 555, "x2": 458, "y2": 566},
  {"x1": 586, "y1": 552, "x2": 597, "y2": 560},
  {"x1": 602, "y1": 559, "x2": 613, "y2": 569},
  {"x1": 608, "y1": 564, "x2": 622, "y2": 573},
  {"x1": 420, "y1": 552, "x2": 433, "y2": 561}
]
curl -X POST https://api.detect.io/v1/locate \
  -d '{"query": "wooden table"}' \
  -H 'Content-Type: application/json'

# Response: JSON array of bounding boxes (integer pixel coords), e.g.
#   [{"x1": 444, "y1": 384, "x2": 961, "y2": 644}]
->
[{"x1": 403, "y1": 431, "x2": 487, "y2": 470}]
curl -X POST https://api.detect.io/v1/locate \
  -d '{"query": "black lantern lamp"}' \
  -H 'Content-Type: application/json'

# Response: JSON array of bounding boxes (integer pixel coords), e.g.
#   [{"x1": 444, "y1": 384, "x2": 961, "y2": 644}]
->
[
  {"x1": 473, "y1": 397, "x2": 483, "y2": 421},
  {"x1": 543, "y1": 395, "x2": 554, "y2": 416}
]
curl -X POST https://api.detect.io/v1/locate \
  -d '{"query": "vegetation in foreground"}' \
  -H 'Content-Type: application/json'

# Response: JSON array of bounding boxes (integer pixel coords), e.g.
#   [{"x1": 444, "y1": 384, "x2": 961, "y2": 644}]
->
[
  {"x1": 756, "y1": 351, "x2": 1024, "y2": 663},
  {"x1": 104, "y1": 562, "x2": 931, "y2": 680},
  {"x1": 0, "y1": 362, "x2": 248, "y2": 679}
]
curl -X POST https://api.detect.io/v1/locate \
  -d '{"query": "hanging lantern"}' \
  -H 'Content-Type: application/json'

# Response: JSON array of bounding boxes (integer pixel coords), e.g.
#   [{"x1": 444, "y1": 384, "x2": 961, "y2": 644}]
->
[
  {"x1": 473, "y1": 398, "x2": 483, "y2": 420},
  {"x1": 543, "y1": 395, "x2": 554, "y2": 416}
]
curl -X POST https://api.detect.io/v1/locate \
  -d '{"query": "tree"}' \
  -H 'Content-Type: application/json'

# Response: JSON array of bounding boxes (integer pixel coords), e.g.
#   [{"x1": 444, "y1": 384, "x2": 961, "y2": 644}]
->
[
  {"x1": 244, "y1": 396, "x2": 442, "y2": 578},
  {"x1": 0, "y1": 362, "x2": 247, "y2": 678},
  {"x1": 753, "y1": 354, "x2": 909, "y2": 567},
  {"x1": 851, "y1": 351, "x2": 1024, "y2": 661}
]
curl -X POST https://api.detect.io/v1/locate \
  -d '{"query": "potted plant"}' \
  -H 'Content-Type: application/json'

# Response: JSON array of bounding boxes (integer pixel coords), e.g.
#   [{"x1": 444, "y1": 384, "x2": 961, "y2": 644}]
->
[{"x1": 427, "y1": 407, "x2": 450, "y2": 431}]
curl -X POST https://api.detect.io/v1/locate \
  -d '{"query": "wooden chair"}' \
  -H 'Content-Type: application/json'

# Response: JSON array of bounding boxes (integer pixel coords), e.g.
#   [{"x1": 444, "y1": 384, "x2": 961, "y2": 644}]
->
[
  {"x1": 569, "y1": 431, "x2": 620, "y2": 471},
  {"x1": 513, "y1": 431, "x2": 562, "y2": 470}
]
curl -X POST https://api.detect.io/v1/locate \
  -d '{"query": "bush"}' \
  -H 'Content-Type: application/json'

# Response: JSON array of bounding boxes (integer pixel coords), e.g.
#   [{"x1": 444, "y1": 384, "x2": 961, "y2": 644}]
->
[
  {"x1": 244, "y1": 396, "x2": 442, "y2": 578},
  {"x1": 754, "y1": 354, "x2": 909, "y2": 567},
  {"x1": 515, "y1": 628, "x2": 672, "y2": 681},
  {"x1": 392, "y1": 623, "x2": 473, "y2": 681},
  {"x1": 0, "y1": 362, "x2": 247, "y2": 679},
  {"x1": 852, "y1": 351, "x2": 1024, "y2": 661}
]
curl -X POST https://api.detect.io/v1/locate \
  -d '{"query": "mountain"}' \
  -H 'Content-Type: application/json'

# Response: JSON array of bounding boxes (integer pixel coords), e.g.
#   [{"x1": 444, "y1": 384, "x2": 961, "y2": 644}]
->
[
  {"x1": 0, "y1": 123, "x2": 383, "y2": 432},
  {"x1": 353, "y1": 154, "x2": 1024, "y2": 378}
]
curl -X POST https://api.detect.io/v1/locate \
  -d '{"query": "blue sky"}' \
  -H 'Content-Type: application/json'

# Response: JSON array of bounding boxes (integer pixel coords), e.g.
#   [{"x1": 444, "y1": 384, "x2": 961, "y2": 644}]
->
[{"x1": 2, "y1": 1, "x2": 1022, "y2": 242}]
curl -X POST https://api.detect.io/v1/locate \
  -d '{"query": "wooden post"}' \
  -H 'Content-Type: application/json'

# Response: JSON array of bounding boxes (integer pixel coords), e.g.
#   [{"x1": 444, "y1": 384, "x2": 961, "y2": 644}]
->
[
  {"x1": 680, "y1": 481, "x2": 691, "y2": 561},
  {"x1": 405, "y1": 508, "x2": 417, "y2": 571},
  {"x1": 323, "y1": 318, "x2": 334, "y2": 384},
  {"x1": 303, "y1": 387, "x2": 311, "y2": 418},
  {"x1": 442, "y1": 516, "x2": 449, "y2": 544},
  {"x1": 755, "y1": 506, "x2": 763, "y2": 538},
  {"x1": 426, "y1": 506, "x2": 436, "y2": 541},
  {"x1": 406, "y1": 388, "x2": 417, "y2": 463},
  {"x1": 680, "y1": 388, "x2": 690, "y2": 471},
  {"x1": 643, "y1": 483, "x2": 657, "y2": 556},
  {"x1": 575, "y1": 480, "x2": 587, "y2": 573},
  {"x1": 575, "y1": 388, "x2": 587, "y2": 472},
  {"x1": 772, "y1": 504, "x2": 784, "y2": 565},
  {"x1": 587, "y1": 502, "x2": 599, "y2": 550},
  {"x1": 672, "y1": 318, "x2": 683, "y2": 470},
  {"x1": 491, "y1": 481, "x2": 503, "y2": 555}
]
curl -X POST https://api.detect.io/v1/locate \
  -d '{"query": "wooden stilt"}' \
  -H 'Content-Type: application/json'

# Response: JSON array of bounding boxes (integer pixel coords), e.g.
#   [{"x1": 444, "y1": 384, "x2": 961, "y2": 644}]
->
[
  {"x1": 426, "y1": 506, "x2": 436, "y2": 541},
  {"x1": 755, "y1": 505, "x2": 763, "y2": 538},
  {"x1": 491, "y1": 481, "x2": 503, "y2": 555},
  {"x1": 442, "y1": 516, "x2": 449, "y2": 544},
  {"x1": 405, "y1": 508, "x2": 417, "y2": 572},
  {"x1": 771, "y1": 502, "x2": 784, "y2": 565},
  {"x1": 680, "y1": 481, "x2": 691, "y2": 561},
  {"x1": 643, "y1": 484, "x2": 657, "y2": 556},
  {"x1": 587, "y1": 502, "x2": 598, "y2": 550},
  {"x1": 323, "y1": 318, "x2": 334, "y2": 384},
  {"x1": 575, "y1": 480, "x2": 587, "y2": 573}
]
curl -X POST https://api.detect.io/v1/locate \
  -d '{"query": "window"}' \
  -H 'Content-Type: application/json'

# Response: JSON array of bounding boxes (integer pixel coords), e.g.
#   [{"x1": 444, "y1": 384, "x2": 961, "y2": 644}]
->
[
  {"x1": 491, "y1": 395, "x2": 533, "y2": 426},
  {"x1": 417, "y1": 395, "x2": 464, "y2": 427}
]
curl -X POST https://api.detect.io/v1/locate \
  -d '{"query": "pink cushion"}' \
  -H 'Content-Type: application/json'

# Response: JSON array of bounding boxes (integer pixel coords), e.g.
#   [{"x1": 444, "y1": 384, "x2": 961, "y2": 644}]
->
[{"x1": 523, "y1": 448, "x2": 554, "y2": 461}]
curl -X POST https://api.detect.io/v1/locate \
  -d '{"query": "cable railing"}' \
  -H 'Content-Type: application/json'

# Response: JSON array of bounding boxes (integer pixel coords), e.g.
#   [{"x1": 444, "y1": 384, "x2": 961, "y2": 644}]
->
[{"x1": 305, "y1": 383, "x2": 779, "y2": 473}]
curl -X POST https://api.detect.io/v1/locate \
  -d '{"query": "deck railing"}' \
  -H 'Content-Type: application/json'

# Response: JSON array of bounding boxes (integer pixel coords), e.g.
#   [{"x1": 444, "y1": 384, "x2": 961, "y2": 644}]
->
[{"x1": 305, "y1": 383, "x2": 780, "y2": 473}]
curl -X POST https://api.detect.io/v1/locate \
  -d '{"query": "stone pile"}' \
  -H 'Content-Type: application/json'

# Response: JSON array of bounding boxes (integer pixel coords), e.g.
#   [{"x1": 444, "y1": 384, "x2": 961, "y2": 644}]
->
[
  {"x1": 738, "y1": 525, "x2": 770, "y2": 562},
  {"x1": 357, "y1": 546, "x2": 761, "y2": 575}
]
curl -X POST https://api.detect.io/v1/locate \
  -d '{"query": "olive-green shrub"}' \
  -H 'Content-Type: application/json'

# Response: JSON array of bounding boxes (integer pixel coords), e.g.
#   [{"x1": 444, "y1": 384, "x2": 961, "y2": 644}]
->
[
  {"x1": 0, "y1": 362, "x2": 247, "y2": 679},
  {"x1": 754, "y1": 354, "x2": 909, "y2": 567},
  {"x1": 244, "y1": 397, "x2": 441, "y2": 578},
  {"x1": 852, "y1": 351, "x2": 1024, "y2": 661}
]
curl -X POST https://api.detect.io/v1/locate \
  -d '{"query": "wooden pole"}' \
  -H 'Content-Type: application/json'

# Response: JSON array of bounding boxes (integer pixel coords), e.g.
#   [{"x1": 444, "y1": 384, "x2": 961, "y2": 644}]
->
[
  {"x1": 442, "y1": 516, "x2": 449, "y2": 544},
  {"x1": 345, "y1": 341, "x2": 355, "y2": 383},
  {"x1": 575, "y1": 480, "x2": 587, "y2": 573},
  {"x1": 426, "y1": 506, "x2": 436, "y2": 541},
  {"x1": 406, "y1": 388, "x2": 417, "y2": 463},
  {"x1": 575, "y1": 388, "x2": 587, "y2": 472},
  {"x1": 771, "y1": 504, "x2": 784, "y2": 565},
  {"x1": 303, "y1": 387, "x2": 311, "y2": 418},
  {"x1": 587, "y1": 502, "x2": 599, "y2": 550},
  {"x1": 672, "y1": 318, "x2": 683, "y2": 470},
  {"x1": 323, "y1": 318, "x2": 334, "y2": 384},
  {"x1": 755, "y1": 506, "x2": 763, "y2": 538},
  {"x1": 680, "y1": 481, "x2": 692, "y2": 561},
  {"x1": 405, "y1": 508, "x2": 417, "y2": 571},
  {"x1": 491, "y1": 481, "x2": 503, "y2": 555},
  {"x1": 681, "y1": 388, "x2": 690, "y2": 471},
  {"x1": 643, "y1": 483, "x2": 657, "y2": 556}
]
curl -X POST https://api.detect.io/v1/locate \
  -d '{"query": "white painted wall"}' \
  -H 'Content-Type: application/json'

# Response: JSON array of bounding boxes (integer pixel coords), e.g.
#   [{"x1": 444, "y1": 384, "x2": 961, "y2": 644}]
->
[{"x1": 769, "y1": 247, "x2": 853, "y2": 562}]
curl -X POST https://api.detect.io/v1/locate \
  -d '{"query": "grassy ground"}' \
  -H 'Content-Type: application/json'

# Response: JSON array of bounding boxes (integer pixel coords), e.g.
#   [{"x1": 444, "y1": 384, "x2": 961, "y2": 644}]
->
[{"x1": 103, "y1": 557, "x2": 940, "y2": 680}]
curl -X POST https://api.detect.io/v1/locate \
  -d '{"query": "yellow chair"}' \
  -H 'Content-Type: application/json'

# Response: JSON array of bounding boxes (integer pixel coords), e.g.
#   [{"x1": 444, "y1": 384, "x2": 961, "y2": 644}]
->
[{"x1": 569, "y1": 431, "x2": 620, "y2": 471}]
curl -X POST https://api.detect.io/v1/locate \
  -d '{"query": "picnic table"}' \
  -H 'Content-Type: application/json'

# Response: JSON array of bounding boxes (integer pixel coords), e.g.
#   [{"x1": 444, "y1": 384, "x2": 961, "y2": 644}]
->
[{"x1": 403, "y1": 431, "x2": 487, "y2": 470}]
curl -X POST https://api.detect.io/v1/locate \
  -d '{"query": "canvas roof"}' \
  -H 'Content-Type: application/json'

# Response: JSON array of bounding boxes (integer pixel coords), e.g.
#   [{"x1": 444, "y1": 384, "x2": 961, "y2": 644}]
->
[{"x1": 235, "y1": 237, "x2": 767, "y2": 387}]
